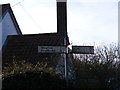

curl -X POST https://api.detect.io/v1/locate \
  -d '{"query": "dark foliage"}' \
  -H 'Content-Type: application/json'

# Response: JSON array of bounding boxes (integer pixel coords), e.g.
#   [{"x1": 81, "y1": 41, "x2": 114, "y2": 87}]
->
[
  {"x1": 72, "y1": 44, "x2": 120, "y2": 89},
  {"x1": 3, "y1": 71, "x2": 66, "y2": 88}
]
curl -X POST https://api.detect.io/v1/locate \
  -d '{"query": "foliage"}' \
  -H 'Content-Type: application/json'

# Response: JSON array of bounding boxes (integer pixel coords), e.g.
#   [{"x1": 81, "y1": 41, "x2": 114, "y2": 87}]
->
[
  {"x1": 2, "y1": 60, "x2": 66, "y2": 88},
  {"x1": 72, "y1": 44, "x2": 120, "y2": 88}
]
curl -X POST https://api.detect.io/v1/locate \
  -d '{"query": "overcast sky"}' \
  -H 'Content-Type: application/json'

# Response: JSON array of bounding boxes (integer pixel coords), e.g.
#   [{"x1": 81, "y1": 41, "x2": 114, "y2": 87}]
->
[{"x1": 0, "y1": 0, "x2": 119, "y2": 45}]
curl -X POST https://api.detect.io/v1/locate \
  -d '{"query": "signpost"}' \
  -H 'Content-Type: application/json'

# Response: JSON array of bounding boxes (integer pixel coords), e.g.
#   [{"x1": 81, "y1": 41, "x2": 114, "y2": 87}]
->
[
  {"x1": 38, "y1": 45, "x2": 94, "y2": 54},
  {"x1": 38, "y1": 45, "x2": 94, "y2": 81}
]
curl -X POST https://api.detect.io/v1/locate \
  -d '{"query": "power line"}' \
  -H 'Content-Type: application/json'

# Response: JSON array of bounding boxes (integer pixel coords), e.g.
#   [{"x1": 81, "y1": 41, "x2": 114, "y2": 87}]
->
[
  {"x1": 19, "y1": 3, "x2": 44, "y2": 32},
  {"x1": 12, "y1": 1, "x2": 44, "y2": 32},
  {"x1": 12, "y1": 0, "x2": 24, "y2": 7}
]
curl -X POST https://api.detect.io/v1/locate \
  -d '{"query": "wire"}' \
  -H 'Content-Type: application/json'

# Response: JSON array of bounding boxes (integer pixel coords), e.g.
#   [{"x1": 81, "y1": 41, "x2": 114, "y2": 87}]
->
[
  {"x1": 12, "y1": 0, "x2": 44, "y2": 32},
  {"x1": 18, "y1": 3, "x2": 44, "y2": 32},
  {"x1": 12, "y1": 0, "x2": 24, "y2": 7}
]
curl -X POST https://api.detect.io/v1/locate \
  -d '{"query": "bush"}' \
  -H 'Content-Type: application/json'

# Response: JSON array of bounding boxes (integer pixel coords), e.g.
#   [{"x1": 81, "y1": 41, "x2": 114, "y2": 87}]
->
[
  {"x1": 72, "y1": 44, "x2": 120, "y2": 89},
  {"x1": 2, "y1": 60, "x2": 66, "y2": 88},
  {"x1": 3, "y1": 71, "x2": 66, "y2": 88}
]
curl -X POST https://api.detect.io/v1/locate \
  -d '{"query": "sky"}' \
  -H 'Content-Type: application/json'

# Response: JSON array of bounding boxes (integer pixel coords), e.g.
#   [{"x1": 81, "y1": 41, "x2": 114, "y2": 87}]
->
[{"x1": 0, "y1": 0, "x2": 119, "y2": 46}]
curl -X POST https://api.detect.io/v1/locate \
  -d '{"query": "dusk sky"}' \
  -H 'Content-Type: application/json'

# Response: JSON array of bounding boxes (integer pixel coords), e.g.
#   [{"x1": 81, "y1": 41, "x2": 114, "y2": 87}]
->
[{"x1": 0, "y1": 0, "x2": 119, "y2": 45}]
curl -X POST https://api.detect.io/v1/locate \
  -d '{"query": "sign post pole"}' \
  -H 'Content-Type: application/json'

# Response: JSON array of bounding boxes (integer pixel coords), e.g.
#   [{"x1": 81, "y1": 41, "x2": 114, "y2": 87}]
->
[
  {"x1": 38, "y1": 45, "x2": 94, "y2": 87},
  {"x1": 65, "y1": 46, "x2": 68, "y2": 86}
]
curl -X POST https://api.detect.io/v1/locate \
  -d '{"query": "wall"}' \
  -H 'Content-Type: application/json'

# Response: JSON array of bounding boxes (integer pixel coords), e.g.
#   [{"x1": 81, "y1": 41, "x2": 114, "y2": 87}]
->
[{"x1": 0, "y1": 11, "x2": 18, "y2": 50}]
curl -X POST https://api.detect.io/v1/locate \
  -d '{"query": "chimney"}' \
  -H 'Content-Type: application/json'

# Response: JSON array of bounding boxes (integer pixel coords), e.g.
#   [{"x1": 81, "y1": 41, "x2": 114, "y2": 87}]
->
[{"x1": 57, "y1": 0, "x2": 67, "y2": 37}]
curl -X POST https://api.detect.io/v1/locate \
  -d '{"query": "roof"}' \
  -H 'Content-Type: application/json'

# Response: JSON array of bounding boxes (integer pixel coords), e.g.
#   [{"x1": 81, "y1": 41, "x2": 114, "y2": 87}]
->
[
  {"x1": 2, "y1": 33, "x2": 70, "y2": 63},
  {"x1": 0, "y1": 4, "x2": 22, "y2": 35},
  {"x1": 0, "y1": 4, "x2": 9, "y2": 17}
]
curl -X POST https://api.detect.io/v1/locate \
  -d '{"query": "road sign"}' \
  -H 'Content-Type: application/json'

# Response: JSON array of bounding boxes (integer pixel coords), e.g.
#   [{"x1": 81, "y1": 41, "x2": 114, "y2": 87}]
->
[
  {"x1": 38, "y1": 46, "x2": 66, "y2": 53},
  {"x1": 72, "y1": 46, "x2": 94, "y2": 54}
]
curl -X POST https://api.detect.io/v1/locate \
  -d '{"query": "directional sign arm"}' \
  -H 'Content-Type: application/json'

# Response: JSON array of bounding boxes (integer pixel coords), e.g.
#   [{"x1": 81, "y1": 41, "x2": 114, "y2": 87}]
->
[
  {"x1": 72, "y1": 46, "x2": 94, "y2": 54},
  {"x1": 38, "y1": 46, "x2": 67, "y2": 53}
]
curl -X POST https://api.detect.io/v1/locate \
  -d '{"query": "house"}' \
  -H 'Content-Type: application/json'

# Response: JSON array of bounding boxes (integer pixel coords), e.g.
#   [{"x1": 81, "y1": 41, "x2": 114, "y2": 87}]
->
[
  {"x1": 2, "y1": 0, "x2": 70, "y2": 62},
  {"x1": 0, "y1": 4, "x2": 22, "y2": 51},
  {"x1": 2, "y1": 0, "x2": 74, "y2": 79}
]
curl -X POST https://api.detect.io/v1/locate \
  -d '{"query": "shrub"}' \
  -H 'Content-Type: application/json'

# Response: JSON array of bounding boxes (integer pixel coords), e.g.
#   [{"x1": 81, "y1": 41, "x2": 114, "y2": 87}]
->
[{"x1": 2, "y1": 60, "x2": 66, "y2": 88}]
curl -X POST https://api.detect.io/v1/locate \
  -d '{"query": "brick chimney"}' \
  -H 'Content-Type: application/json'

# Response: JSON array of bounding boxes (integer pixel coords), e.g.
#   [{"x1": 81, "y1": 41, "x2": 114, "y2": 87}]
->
[{"x1": 57, "y1": 0, "x2": 67, "y2": 37}]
